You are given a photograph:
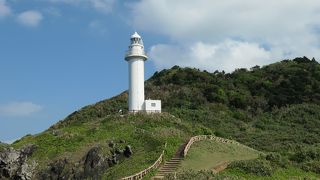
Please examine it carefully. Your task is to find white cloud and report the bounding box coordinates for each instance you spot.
[2,138,18,144]
[44,7,62,17]
[89,0,114,13]
[131,0,320,72]
[131,0,320,41]
[17,10,43,27]
[150,40,272,72]
[89,20,108,34]
[0,102,43,117]
[49,0,115,13]
[0,0,11,17]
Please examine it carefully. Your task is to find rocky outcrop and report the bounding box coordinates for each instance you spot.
[0,144,37,180]
[81,144,132,178]
[123,145,133,158]
[38,143,133,179]
[39,158,72,180]
[83,146,110,178]
[1,140,133,180]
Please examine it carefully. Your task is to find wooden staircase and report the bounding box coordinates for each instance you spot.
[152,141,188,179]
[152,157,182,179]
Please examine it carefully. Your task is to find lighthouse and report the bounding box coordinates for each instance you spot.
[125,32,161,113]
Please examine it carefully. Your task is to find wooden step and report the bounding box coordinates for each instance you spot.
[164,162,181,164]
[165,162,180,164]
[158,170,176,173]
[151,176,164,180]
[162,165,179,167]
[161,167,179,169]
[160,167,179,170]
[165,161,181,163]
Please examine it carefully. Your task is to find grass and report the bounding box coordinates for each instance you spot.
[222,166,320,179]
[0,143,8,152]
[180,140,260,171]
[10,113,193,179]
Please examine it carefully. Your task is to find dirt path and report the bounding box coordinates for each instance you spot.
[211,161,230,174]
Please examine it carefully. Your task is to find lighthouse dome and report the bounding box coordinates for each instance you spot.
[130,31,144,46]
[131,31,141,39]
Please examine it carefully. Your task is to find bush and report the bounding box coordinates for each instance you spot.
[265,153,289,168]
[301,161,320,174]
[229,159,275,176]
[194,125,213,135]
[290,147,320,163]
[164,170,215,180]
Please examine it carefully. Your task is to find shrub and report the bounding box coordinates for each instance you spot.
[301,161,320,174]
[194,125,213,135]
[164,170,215,180]
[290,148,320,163]
[229,159,275,176]
[265,153,289,168]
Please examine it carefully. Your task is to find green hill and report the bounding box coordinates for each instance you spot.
[1,57,320,179]
[9,113,196,179]
[180,140,260,171]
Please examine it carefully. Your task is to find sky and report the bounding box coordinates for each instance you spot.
[1,0,320,143]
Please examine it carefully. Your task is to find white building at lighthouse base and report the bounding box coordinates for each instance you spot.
[144,100,161,113]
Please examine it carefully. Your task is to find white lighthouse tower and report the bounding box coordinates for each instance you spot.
[125,32,148,112]
[125,32,161,113]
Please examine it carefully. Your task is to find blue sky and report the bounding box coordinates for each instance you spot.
[1,0,320,143]
[0,0,161,142]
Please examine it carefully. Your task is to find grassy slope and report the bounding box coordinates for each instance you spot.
[12,113,197,179]
[180,140,260,171]
[221,167,320,179]
[0,143,8,152]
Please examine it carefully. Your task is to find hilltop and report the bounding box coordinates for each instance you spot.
[1,57,320,179]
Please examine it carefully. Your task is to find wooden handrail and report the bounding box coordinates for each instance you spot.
[183,135,241,157]
[120,142,167,180]
[120,135,249,179]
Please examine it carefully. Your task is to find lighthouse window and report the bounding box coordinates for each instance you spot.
[151,103,156,107]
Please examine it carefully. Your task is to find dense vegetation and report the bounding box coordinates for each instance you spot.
[148,56,320,110]
[3,57,320,179]
[145,56,320,178]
